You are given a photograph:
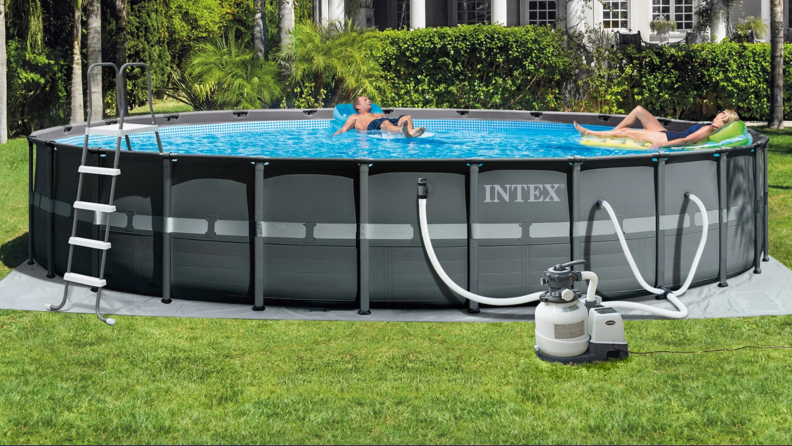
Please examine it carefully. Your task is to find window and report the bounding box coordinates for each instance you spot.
[673,0,693,30]
[527,1,556,26]
[457,0,491,25]
[396,0,409,28]
[652,0,693,31]
[602,1,628,29]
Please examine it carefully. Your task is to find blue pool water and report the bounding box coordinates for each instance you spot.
[58,119,673,159]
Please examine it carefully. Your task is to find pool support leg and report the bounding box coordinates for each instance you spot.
[655,153,666,295]
[718,152,729,287]
[28,139,34,265]
[753,148,762,274]
[467,163,480,313]
[571,158,582,270]
[253,161,265,311]
[46,142,55,278]
[358,163,370,316]
[161,157,172,304]
[763,142,769,262]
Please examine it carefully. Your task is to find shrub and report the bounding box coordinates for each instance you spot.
[280,20,386,108]
[188,31,283,109]
[6,39,69,136]
[374,24,577,110]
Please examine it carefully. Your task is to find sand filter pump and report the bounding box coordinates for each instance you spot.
[417,178,708,364]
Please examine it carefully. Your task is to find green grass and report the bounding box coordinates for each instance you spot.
[1,130,792,444]
[129,97,194,116]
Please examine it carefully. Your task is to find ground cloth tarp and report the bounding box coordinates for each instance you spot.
[1,260,791,322]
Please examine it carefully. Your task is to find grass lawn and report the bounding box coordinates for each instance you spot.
[0,129,791,444]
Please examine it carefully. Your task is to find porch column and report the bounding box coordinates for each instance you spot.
[710,2,727,42]
[411,0,425,28]
[492,0,507,25]
[328,0,344,24]
[761,0,771,40]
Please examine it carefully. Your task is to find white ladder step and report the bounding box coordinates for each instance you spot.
[69,237,111,250]
[85,123,159,137]
[73,201,116,214]
[79,165,121,176]
[64,272,106,288]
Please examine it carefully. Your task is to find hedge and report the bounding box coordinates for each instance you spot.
[375,25,577,111]
[373,25,791,121]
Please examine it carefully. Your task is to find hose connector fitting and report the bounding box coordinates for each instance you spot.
[418,178,431,199]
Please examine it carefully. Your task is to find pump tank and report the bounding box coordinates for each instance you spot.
[535,299,590,357]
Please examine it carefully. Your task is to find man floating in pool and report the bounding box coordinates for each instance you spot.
[573,106,739,149]
[332,96,426,137]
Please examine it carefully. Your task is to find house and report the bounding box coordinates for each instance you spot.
[316,0,790,43]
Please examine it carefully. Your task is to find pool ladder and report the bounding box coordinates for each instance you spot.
[46,62,164,325]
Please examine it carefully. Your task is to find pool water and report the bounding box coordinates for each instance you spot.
[58,119,676,159]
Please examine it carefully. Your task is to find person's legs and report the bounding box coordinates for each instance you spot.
[612,106,666,132]
[379,121,403,133]
[397,115,414,131]
[577,126,667,144]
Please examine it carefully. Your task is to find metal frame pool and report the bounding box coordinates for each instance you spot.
[27,108,770,313]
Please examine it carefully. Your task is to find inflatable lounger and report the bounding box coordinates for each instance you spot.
[580,121,752,151]
[332,103,435,138]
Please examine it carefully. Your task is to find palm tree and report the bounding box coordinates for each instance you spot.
[768,0,784,129]
[0,0,7,144]
[279,0,295,47]
[87,0,102,120]
[188,32,283,109]
[280,20,386,108]
[116,0,126,69]
[70,0,84,124]
[253,0,268,59]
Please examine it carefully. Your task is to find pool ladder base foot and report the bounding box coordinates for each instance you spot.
[252,305,265,311]
[358,309,371,316]
[161,298,172,304]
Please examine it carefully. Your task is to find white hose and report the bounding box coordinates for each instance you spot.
[418,199,543,306]
[596,194,709,319]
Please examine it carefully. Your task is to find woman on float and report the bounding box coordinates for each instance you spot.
[574,107,739,149]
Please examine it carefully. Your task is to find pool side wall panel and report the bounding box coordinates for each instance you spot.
[258,165,358,304]
[475,166,571,297]
[662,157,720,288]
[169,157,255,304]
[99,150,164,297]
[368,167,467,305]
[578,163,657,298]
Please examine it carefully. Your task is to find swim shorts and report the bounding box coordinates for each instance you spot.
[367,115,405,131]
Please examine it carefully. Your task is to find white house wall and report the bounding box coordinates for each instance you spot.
[367,0,785,41]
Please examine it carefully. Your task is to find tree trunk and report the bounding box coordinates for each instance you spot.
[314,0,322,24]
[87,0,102,121]
[769,0,784,129]
[71,3,84,124]
[279,0,295,47]
[116,0,127,116]
[116,0,127,68]
[0,0,7,143]
[254,0,268,59]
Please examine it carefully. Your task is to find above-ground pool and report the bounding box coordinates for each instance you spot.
[27,108,770,313]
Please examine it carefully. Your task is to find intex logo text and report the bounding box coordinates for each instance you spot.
[483,184,564,203]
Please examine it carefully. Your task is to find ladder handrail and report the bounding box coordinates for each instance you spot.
[119,63,157,130]
[85,63,121,128]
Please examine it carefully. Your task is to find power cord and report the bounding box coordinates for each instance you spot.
[612,344,792,355]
